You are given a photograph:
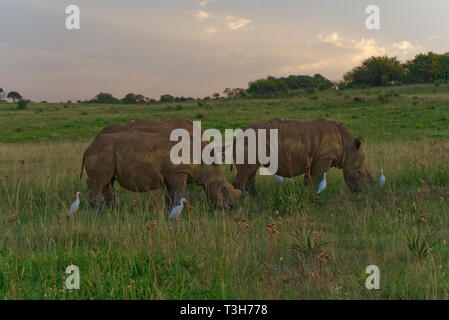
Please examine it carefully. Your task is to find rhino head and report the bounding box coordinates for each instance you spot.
[342,137,375,192]
[205,180,242,209]
[198,160,242,209]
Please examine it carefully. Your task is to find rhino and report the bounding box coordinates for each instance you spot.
[81,120,241,212]
[232,118,374,195]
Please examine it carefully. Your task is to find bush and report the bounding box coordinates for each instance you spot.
[90,92,119,104]
[377,92,388,104]
[247,74,332,98]
[16,100,27,110]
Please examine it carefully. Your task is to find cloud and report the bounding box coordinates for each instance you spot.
[277,60,329,74]
[195,10,210,22]
[318,32,386,62]
[427,35,438,41]
[392,41,415,55]
[204,26,219,34]
[226,15,252,30]
[273,33,414,79]
[317,32,421,62]
[350,38,387,61]
[192,10,254,34]
[199,0,210,6]
[318,32,344,47]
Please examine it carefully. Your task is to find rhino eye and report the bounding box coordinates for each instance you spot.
[223,185,228,191]
[358,169,362,175]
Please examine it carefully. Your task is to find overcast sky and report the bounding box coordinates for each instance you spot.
[1,0,448,102]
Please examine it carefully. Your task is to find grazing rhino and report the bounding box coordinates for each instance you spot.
[81,121,241,212]
[232,118,374,195]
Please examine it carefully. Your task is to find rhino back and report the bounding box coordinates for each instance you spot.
[96,118,194,136]
[107,132,176,192]
[246,118,344,175]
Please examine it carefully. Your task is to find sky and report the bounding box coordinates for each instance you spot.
[1,0,448,102]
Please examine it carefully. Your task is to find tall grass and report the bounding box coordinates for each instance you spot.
[1,137,448,299]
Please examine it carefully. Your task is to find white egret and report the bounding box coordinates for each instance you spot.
[274,175,283,183]
[169,198,188,219]
[68,192,80,215]
[317,172,327,194]
[380,169,385,186]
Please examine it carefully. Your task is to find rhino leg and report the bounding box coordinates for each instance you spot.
[88,198,103,212]
[87,181,104,212]
[310,159,332,185]
[246,173,258,196]
[103,178,117,208]
[88,179,115,212]
[164,173,188,213]
[233,164,259,196]
[84,140,116,212]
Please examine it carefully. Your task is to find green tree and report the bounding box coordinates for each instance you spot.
[121,93,138,104]
[344,56,405,87]
[223,88,233,98]
[0,87,4,101]
[121,93,148,104]
[160,94,174,103]
[7,91,22,102]
[135,94,147,104]
[432,53,449,82]
[247,76,289,97]
[231,88,247,98]
[405,52,437,83]
[91,92,119,104]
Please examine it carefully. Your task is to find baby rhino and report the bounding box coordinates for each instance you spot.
[81,126,241,213]
[233,118,374,195]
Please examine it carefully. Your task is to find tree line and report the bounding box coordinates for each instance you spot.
[85,74,334,103]
[2,51,449,105]
[342,52,449,88]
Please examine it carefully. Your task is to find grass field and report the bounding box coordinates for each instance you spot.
[1,84,449,299]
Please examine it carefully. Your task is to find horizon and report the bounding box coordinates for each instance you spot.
[1,0,449,102]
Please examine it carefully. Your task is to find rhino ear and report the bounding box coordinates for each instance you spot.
[353,137,363,150]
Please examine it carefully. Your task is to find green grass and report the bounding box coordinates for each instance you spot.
[1,84,449,299]
[1,84,449,144]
